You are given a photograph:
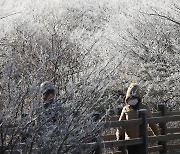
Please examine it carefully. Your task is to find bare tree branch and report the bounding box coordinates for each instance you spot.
[148,13,180,26]
[0,12,21,20]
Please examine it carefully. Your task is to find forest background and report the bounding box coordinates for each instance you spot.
[0,0,180,153]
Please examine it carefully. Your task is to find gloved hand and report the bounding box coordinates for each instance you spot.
[158,141,163,145]
[116,129,120,140]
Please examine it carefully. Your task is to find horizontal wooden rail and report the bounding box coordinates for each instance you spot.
[148,115,180,124]
[167,128,180,134]
[167,111,180,116]
[111,152,123,154]
[102,116,119,122]
[148,133,180,143]
[102,130,154,142]
[167,143,180,150]
[103,112,162,122]
[102,111,180,122]
[103,115,180,129]
[103,118,142,128]
[101,127,180,142]
[148,145,163,153]
[152,112,161,117]
[102,134,116,141]
[101,138,143,148]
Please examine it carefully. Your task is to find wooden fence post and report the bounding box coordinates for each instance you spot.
[138,109,148,154]
[158,104,167,154]
[98,132,102,154]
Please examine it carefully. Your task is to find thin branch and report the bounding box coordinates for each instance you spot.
[148,13,180,26]
[0,12,21,20]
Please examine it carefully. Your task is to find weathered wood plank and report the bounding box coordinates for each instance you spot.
[148,115,180,124]
[148,145,163,152]
[167,143,180,150]
[102,111,163,122]
[148,133,180,143]
[102,134,116,141]
[109,151,124,154]
[101,138,143,148]
[139,109,148,154]
[103,116,180,129]
[158,104,168,154]
[102,116,119,122]
[152,112,161,117]
[103,119,142,128]
[167,128,180,134]
[167,111,180,116]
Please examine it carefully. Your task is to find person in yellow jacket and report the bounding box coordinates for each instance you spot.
[116,83,160,154]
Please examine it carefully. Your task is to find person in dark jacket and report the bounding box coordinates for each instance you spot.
[31,81,66,153]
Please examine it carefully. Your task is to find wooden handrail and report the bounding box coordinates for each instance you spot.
[167,111,180,116]
[102,111,180,122]
[148,133,180,143]
[167,143,180,150]
[147,115,180,124]
[101,138,143,148]
[2,105,180,154]
[167,128,180,134]
[148,145,163,152]
[101,105,180,154]
[103,115,180,128]
[101,127,180,142]
[103,118,142,128]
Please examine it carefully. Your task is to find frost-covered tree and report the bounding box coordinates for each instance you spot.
[1,0,180,153]
[108,0,180,111]
[0,1,123,153]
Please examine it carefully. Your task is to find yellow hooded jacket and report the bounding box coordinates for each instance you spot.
[116,83,160,140]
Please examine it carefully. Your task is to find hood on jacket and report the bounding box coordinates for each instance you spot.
[40,81,55,95]
[125,83,142,104]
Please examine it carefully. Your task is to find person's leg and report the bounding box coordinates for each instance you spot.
[92,145,100,154]
[127,145,139,154]
[127,145,133,154]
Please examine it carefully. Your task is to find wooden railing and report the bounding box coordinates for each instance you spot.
[100,104,180,154]
[1,104,180,154]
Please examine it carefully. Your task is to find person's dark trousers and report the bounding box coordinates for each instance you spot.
[126,145,140,154]
[94,146,100,154]
[91,145,100,154]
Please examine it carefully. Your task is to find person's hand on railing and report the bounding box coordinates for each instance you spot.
[116,129,120,140]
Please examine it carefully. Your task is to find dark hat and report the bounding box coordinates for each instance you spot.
[40,81,54,94]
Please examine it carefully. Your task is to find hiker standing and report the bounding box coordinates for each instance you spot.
[31,81,66,153]
[116,83,160,154]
